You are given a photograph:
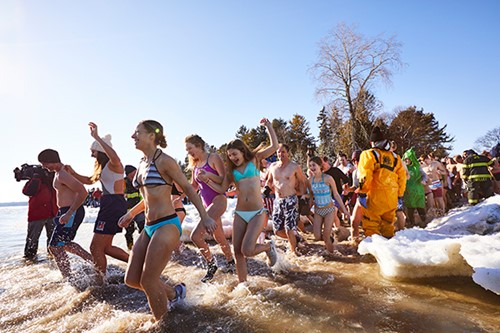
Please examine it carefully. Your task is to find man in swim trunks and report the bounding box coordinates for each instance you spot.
[267,144,309,255]
[38,149,94,279]
[421,154,447,215]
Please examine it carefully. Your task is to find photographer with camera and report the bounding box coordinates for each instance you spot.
[16,164,58,260]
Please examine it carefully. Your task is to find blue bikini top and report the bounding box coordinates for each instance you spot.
[233,161,260,182]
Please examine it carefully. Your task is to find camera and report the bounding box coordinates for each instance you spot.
[13,164,52,182]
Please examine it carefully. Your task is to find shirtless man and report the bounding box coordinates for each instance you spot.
[38,149,94,278]
[421,154,447,215]
[267,144,309,254]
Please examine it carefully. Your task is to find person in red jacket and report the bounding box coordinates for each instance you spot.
[22,170,58,260]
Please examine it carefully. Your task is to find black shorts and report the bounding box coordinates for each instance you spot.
[50,205,85,247]
[94,194,127,235]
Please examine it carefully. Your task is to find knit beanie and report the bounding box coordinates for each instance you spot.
[125,165,137,176]
[38,149,61,163]
[90,134,112,153]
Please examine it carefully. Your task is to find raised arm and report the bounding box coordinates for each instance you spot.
[255,118,279,160]
[89,122,123,172]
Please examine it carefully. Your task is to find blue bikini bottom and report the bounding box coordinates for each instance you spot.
[144,214,182,238]
[234,208,267,223]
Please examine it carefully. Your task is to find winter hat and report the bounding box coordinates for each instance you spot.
[38,149,61,163]
[90,134,112,153]
[370,126,385,142]
[125,165,137,176]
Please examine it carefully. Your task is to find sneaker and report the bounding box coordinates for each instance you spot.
[201,259,218,283]
[221,259,236,273]
[168,283,187,311]
[267,240,278,267]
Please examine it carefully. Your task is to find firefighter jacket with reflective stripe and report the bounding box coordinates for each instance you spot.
[462,154,493,182]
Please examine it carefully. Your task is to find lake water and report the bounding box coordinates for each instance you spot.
[0,204,498,332]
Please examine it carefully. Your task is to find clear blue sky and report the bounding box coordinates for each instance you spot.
[1,1,499,203]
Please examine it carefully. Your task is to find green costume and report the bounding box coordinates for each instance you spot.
[403,148,426,208]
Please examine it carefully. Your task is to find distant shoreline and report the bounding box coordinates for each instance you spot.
[0,202,28,207]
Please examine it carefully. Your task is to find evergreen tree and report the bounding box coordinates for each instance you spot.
[235,125,251,144]
[272,118,290,145]
[288,114,315,166]
[317,106,335,158]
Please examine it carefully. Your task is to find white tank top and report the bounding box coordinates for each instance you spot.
[100,164,123,195]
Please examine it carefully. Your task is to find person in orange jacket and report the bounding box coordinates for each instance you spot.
[357,127,407,238]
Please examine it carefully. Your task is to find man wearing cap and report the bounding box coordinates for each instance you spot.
[123,165,145,249]
[37,149,94,278]
[357,127,407,238]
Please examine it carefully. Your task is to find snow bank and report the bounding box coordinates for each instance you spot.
[358,195,500,295]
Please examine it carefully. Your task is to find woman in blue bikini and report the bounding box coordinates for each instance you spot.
[118,120,216,321]
[209,118,279,283]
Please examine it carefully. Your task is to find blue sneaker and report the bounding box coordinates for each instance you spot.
[168,283,186,311]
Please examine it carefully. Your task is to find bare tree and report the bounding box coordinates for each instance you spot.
[474,126,500,152]
[311,23,404,149]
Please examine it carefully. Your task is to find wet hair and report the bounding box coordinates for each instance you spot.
[226,139,256,171]
[140,120,167,148]
[38,149,61,163]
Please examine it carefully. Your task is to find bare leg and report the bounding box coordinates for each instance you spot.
[124,232,150,290]
[240,214,270,258]
[49,245,71,278]
[232,217,248,282]
[139,225,180,321]
[395,210,406,231]
[350,202,363,239]
[90,233,129,274]
[322,212,335,253]
[312,213,323,241]
[285,229,298,254]
[64,242,93,263]
[191,195,233,262]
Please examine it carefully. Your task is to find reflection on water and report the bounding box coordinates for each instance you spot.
[0,223,499,333]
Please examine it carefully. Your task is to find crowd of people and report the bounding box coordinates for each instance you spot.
[20,119,499,322]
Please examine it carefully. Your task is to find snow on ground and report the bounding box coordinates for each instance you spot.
[358,195,500,295]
